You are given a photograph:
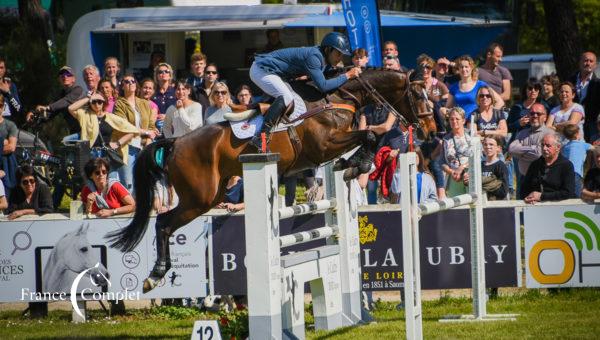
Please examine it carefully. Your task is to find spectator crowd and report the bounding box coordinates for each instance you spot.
[1,38,600,220]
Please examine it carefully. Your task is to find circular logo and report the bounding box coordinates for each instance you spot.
[120,273,138,290]
[364,20,372,34]
[361,5,369,19]
[122,251,140,269]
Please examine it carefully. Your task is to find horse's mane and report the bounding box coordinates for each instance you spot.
[339,68,409,92]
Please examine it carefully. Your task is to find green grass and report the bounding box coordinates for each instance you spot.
[1,289,599,339]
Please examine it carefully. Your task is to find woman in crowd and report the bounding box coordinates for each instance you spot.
[163,81,203,138]
[417,54,449,130]
[541,74,560,111]
[473,86,507,137]
[98,78,118,113]
[442,55,503,123]
[104,57,121,89]
[113,74,158,189]
[205,82,233,125]
[138,78,160,124]
[546,81,585,140]
[6,164,53,220]
[390,147,437,204]
[81,158,135,218]
[235,85,253,106]
[465,135,509,200]
[439,107,472,197]
[507,79,542,138]
[68,93,140,181]
[151,62,177,133]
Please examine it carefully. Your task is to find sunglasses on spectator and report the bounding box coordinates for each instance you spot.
[21,179,35,186]
[421,65,432,69]
[478,94,492,98]
[214,91,228,95]
[205,70,218,75]
[122,79,136,85]
[94,169,107,176]
[527,87,539,91]
[91,99,105,105]
[59,71,74,78]
[158,70,171,75]
[529,111,545,116]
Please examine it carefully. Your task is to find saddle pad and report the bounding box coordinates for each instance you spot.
[230,84,308,140]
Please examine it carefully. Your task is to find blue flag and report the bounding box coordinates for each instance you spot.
[341,0,383,67]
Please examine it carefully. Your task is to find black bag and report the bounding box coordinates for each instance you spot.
[98,131,125,168]
[103,146,125,168]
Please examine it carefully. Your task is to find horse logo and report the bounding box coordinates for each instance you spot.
[70,262,111,319]
[42,223,110,296]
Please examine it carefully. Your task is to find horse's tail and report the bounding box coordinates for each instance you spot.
[105,138,175,252]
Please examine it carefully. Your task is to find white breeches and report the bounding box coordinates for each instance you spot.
[250,62,295,106]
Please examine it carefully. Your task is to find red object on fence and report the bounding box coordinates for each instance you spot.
[261,132,267,153]
[408,126,414,152]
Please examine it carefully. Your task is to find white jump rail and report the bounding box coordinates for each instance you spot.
[399,137,518,340]
[239,153,363,340]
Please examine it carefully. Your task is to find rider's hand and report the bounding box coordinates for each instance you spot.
[345,67,362,80]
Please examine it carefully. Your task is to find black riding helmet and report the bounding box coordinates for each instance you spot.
[320,32,352,56]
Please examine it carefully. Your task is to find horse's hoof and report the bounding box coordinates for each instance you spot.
[333,158,349,171]
[143,277,158,293]
[343,167,360,181]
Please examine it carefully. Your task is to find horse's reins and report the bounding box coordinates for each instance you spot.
[355,74,415,130]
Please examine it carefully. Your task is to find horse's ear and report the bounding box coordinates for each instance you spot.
[76,223,85,235]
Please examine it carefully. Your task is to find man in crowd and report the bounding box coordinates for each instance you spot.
[263,29,284,53]
[0,58,23,126]
[508,103,553,196]
[186,52,210,113]
[477,43,512,101]
[82,65,101,96]
[28,66,85,144]
[569,51,600,141]
[521,132,576,203]
[383,55,401,71]
[382,41,407,72]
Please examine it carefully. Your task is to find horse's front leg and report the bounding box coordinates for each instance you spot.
[332,130,377,174]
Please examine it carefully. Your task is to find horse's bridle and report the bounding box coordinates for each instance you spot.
[350,72,432,134]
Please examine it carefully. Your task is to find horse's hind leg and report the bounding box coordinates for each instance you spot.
[143,205,202,293]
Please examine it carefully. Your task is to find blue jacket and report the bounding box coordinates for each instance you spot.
[254,46,348,93]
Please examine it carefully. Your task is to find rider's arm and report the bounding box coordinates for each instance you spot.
[306,54,348,93]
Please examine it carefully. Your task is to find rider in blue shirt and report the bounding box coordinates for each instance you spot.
[249,32,362,151]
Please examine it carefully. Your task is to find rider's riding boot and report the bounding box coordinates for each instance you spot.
[250,96,288,152]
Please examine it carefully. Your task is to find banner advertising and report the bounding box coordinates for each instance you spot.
[524,205,600,288]
[0,216,209,302]
[211,208,518,294]
[341,0,383,67]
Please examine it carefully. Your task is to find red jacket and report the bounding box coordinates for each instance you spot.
[369,146,397,198]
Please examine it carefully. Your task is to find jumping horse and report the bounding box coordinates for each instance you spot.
[106,69,436,292]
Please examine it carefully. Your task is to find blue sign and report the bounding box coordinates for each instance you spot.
[341,0,383,67]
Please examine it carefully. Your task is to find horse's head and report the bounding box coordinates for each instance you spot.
[55,224,110,286]
[339,69,437,141]
[404,78,437,140]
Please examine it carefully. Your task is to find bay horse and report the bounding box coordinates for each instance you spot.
[106,69,436,292]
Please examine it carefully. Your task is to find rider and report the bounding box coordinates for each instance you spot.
[249,32,362,151]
